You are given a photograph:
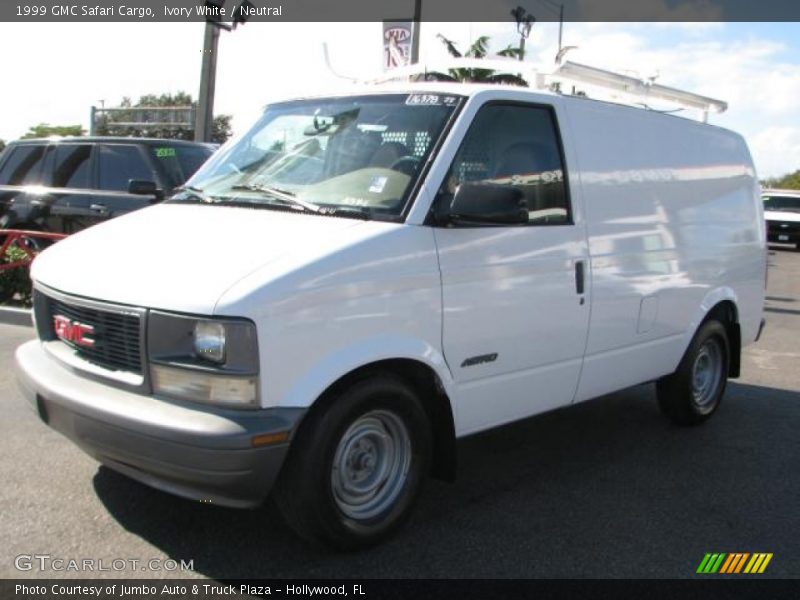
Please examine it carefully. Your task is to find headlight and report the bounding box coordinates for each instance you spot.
[194,321,226,363]
[147,311,259,408]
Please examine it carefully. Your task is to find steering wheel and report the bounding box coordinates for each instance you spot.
[389,156,421,176]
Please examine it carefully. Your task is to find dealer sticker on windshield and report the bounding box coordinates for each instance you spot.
[406,94,457,106]
[155,147,177,158]
[369,176,388,194]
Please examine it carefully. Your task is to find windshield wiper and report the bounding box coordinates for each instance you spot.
[231,183,321,213]
[320,206,373,220]
[172,185,219,204]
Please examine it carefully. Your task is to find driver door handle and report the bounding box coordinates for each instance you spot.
[575,260,585,295]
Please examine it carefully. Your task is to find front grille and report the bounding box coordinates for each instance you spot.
[767,220,800,234]
[45,295,143,375]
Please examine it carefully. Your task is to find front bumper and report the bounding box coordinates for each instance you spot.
[767,223,800,245]
[15,340,305,508]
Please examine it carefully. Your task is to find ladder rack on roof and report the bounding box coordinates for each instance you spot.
[554,61,727,120]
[364,57,727,122]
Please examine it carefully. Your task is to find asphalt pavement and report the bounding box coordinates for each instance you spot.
[1,247,798,579]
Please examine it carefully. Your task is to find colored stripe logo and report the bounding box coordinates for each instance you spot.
[697,553,773,574]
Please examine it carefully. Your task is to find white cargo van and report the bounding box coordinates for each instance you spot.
[16,76,766,549]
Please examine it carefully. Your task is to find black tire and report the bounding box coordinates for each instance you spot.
[657,320,730,426]
[274,374,432,550]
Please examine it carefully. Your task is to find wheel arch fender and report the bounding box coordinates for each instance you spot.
[276,336,458,481]
[682,287,741,377]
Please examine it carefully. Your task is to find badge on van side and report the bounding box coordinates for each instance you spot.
[461,353,498,368]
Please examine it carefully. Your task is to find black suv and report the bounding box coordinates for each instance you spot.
[0,137,214,233]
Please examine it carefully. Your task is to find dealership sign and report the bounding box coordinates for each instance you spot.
[383,22,415,70]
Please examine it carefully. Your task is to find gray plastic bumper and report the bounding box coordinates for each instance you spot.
[15,340,305,508]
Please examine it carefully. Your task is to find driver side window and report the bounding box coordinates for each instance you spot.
[443,103,571,225]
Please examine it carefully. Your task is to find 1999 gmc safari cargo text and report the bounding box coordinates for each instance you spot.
[15,83,767,549]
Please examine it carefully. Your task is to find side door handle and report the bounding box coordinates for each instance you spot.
[89,203,108,214]
[575,260,585,295]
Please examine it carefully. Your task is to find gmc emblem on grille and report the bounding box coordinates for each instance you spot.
[53,315,95,348]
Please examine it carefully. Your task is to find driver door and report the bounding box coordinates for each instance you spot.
[434,101,591,435]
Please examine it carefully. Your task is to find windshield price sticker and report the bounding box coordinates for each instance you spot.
[406,94,458,106]
[407,94,439,106]
[155,147,177,158]
[406,95,458,106]
[369,176,388,194]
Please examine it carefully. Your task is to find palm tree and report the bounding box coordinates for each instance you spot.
[419,34,528,87]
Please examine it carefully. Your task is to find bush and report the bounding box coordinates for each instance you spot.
[0,244,34,306]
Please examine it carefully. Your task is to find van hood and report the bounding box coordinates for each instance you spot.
[31,204,367,314]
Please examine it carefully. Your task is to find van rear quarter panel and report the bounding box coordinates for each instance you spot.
[562,98,765,402]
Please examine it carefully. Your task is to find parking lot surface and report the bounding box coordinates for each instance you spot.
[1,248,798,579]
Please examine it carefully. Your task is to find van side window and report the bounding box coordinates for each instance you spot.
[52,145,92,188]
[0,145,48,186]
[443,103,570,225]
[97,145,153,192]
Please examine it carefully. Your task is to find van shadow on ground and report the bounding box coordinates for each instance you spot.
[93,381,799,579]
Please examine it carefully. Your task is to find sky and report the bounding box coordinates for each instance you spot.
[0,20,798,178]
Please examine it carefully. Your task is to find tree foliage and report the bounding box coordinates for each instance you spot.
[0,244,34,306]
[22,123,86,139]
[763,169,800,190]
[418,34,528,87]
[0,139,5,153]
[95,92,232,144]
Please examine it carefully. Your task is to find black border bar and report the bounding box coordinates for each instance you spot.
[2,0,800,22]
[4,579,800,600]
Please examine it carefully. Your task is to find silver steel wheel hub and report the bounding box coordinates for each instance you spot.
[331,410,411,521]
[691,338,723,410]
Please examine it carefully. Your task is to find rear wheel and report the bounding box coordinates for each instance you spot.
[657,320,730,426]
[274,374,431,549]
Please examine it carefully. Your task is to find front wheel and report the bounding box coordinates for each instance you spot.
[657,320,730,426]
[274,375,432,549]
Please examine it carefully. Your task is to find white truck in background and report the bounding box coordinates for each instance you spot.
[16,65,766,549]
[762,188,800,249]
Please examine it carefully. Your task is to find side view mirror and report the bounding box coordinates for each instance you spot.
[444,183,528,226]
[128,180,163,201]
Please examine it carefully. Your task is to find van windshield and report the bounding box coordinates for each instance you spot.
[175,94,461,220]
[763,195,800,212]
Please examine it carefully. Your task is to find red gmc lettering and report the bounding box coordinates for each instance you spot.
[53,316,95,347]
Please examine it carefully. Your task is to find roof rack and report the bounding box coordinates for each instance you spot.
[359,57,727,122]
[554,61,727,121]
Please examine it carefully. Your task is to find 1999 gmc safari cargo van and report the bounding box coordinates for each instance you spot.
[16,81,766,549]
